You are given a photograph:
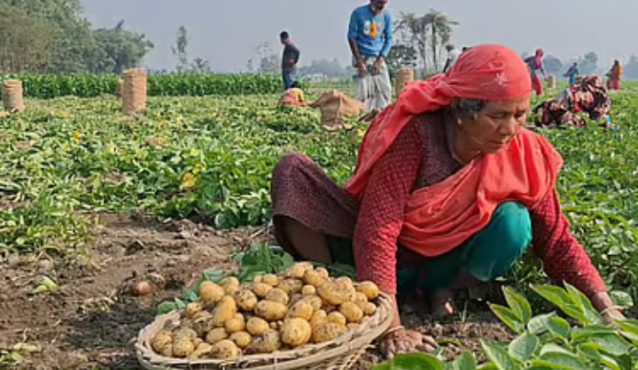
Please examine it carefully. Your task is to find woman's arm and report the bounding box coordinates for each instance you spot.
[352,119,423,325]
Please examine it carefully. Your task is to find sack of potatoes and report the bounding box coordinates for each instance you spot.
[151,262,381,360]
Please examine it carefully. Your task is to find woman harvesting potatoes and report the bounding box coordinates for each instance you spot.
[270,44,623,358]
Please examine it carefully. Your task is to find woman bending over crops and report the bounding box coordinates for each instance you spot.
[524,48,547,95]
[278,81,306,107]
[270,44,623,358]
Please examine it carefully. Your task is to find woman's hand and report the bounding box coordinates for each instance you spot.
[378,327,438,359]
[591,291,625,325]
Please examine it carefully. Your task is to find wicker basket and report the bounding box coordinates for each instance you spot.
[136,293,394,370]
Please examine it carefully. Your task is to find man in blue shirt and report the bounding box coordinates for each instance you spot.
[347,0,393,111]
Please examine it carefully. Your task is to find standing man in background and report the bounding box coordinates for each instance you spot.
[280,31,300,90]
[347,0,393,111]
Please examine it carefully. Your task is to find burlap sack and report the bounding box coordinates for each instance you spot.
[308,90,364,130]
[395,67,414,92]
[546,75,557,89]
[121,68,147,115]
[2,79,25,113]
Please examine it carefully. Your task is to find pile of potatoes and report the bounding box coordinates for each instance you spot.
[151,262,381,360]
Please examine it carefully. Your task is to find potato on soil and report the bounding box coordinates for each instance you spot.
[211,339,241,360]
[317,282,349,305]
[185,302,203,318]
[188,342,212,359]
[151,330,172,352]
[313,323,348,343]
[356,281,380,300]
[172,337,196,358]
[327,312,347,326]
[286,262,314,279]
[246,330,282,354]
[362,302,376,316]
[255,300,288,321]
[211,296,237,327]
[252,283,273,298]
[310,310,328,329]
[246,317,270,336]
[281,318,312,347]
[262,274,279,286]
[315,267,329,279]
[302,285,317,296]
[206,327,229,345]
[199,281,225,302]
[265,288,289,305]
[230,331,252,349]
[277,278,304,295]
[287,301,314,321]
[340,302,364,322]
[303,270,326,287]
[225,315,246,333]
[234,289,258,311]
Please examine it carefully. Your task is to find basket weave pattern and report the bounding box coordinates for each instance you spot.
[136,293,394,370]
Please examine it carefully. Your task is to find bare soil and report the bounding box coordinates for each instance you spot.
[0,214,513,370]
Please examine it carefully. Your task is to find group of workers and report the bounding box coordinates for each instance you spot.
[268,1,626,358]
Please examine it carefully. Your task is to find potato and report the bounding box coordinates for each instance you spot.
[205,327,229,345]
[230,331,252,348]
[300,295,323,311]
[252,275,263,284]
[278,278,304,295]
[287,301,314,321]
[173,328,198,340]
[281,318,312,347]
[225,315,246,333]
[302,285,317,296]
[265,288,290,305]
[151,330,172,352]
[353,292,368,306]
[172,337,195,357]
[188,342,212,359]
[303,270,326,287]
[309,310,328,329]
[335,277,354,288]
[315,267,329,279]
[287,262,314,279]
[185,302,203,318]
[159,343,173,357]
[356,281,380,300]
[340,302,364,322]
[252,283,273,298]
[246,330,282,354]
[192,311,210,321]
[246,317,270,336]
[234,289,258,311]
[322,302,337,313]
[192,315,215,337]
[211,296,237,327]
[193,338,203,347]
[199,281,225,302]
[317,282,348,305]
[255,300,288,321]
[221,276,239,287]
[327,312,347,326]
[313,323,347,343]
[289,294,304,307]
[211,339,241,360]
[262,274,279,286]
[362,302,377,316]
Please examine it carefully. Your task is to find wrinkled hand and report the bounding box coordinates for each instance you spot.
[356,61,368,76]
[602,307,625,325]
[372,59,384,74]
[378,328,438,359]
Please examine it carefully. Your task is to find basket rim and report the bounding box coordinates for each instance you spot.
[136,293,394,370]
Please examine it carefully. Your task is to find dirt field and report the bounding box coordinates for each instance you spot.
[1,215,512,370]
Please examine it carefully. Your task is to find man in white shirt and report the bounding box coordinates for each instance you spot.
[443,44,460,73]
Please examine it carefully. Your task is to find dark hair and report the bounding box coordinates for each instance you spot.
[280,31,289,40]
[290,81,302,89]
[449,98,486,119]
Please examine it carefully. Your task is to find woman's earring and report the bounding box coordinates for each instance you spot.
[457,118,463,126]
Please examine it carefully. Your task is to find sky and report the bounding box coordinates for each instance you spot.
[81,0,634,72]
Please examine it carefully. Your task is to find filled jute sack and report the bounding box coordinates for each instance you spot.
[308,90,364,130]
[121,68,147,115]
[395,67,414,92]
[2,79,25,113]
[546,75,557,89]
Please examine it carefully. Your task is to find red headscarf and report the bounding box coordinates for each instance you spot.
[344,44,563,256]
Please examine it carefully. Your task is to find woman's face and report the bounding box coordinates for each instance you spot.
[462,95,530,154]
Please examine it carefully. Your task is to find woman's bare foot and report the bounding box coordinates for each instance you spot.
[429,288,455,318]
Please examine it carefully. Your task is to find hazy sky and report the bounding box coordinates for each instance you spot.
[81,0,633,72]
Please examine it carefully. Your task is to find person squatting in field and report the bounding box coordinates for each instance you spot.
[563,62,580,86]
[348,0,393,112]
[525,48,548,95]
[269,44,624,359]
[280,31,300,90]
[533,75,611,128]
[278,81,306,107]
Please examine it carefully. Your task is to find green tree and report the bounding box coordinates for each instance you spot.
[173,26,189,72]
[87,21,154,73]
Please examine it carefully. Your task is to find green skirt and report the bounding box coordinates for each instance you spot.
[328,202,532,293]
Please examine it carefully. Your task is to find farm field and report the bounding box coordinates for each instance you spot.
[1,81,638,368]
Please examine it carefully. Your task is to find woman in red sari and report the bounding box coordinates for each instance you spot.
[270,44,622,358]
